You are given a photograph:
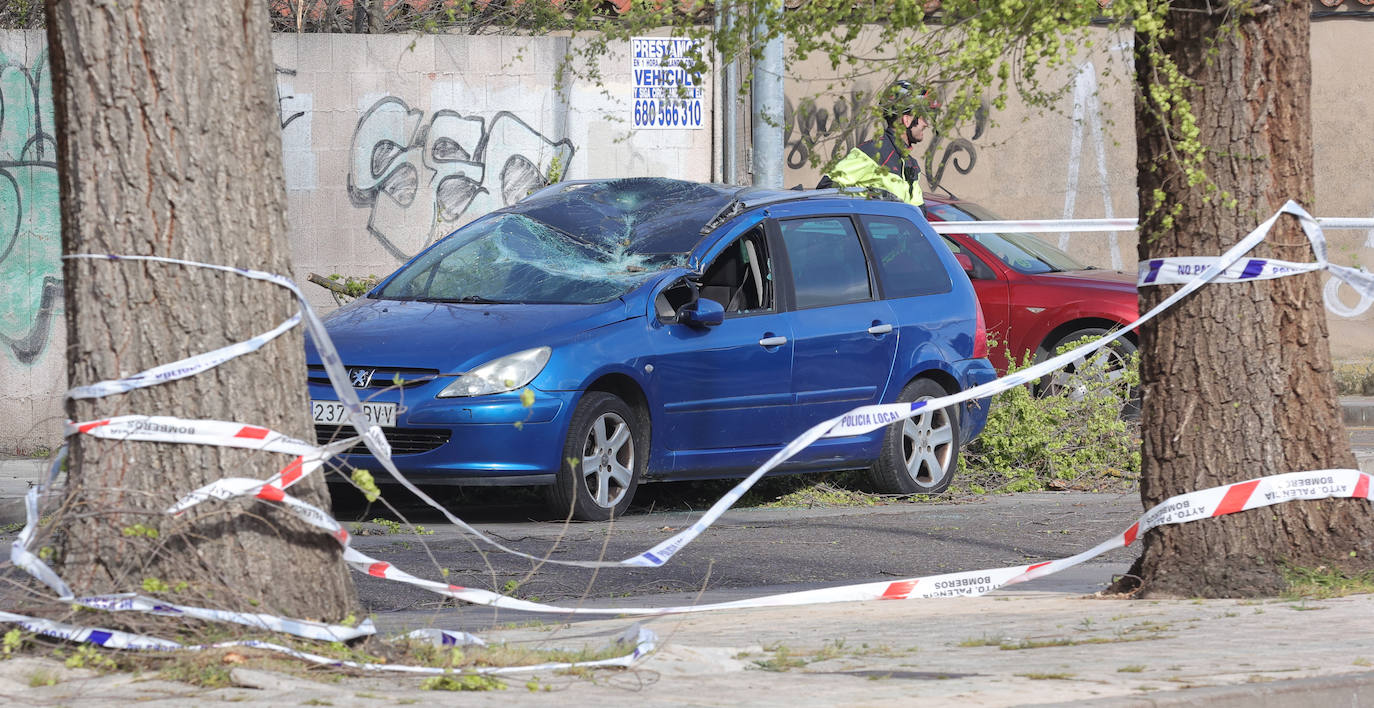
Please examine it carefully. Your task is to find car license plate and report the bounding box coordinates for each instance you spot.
[311,400,397,428]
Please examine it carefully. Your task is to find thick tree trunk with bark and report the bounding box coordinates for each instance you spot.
[1127,0,1371,597]
[45,1,356,619]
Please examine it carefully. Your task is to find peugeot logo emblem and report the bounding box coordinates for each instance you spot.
[348,368,375,388]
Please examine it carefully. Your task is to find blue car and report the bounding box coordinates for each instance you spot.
[308,178,995,520]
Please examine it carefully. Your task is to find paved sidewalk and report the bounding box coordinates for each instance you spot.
[4,581,1374,707]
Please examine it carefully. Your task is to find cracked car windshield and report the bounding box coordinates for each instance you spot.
[376,214,679,304]
[375,179,722,304]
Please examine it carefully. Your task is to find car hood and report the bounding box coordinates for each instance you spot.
[306,297,636,372]
[1032,269,1138,293]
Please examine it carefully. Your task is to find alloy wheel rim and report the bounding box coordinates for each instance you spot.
[580,412,634,508]
[902,397,953,487]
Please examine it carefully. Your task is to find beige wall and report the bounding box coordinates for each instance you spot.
[784,23,1373,360]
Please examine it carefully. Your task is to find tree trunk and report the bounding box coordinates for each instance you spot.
[1127,0,1371,597]
[45,1,356,620]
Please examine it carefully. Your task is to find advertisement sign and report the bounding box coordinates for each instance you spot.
[631,37,706,130]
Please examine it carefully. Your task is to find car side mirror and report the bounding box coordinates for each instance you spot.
[678,297,725,328]
[954,253,975,274]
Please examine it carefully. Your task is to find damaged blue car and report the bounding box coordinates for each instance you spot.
[308,178,995,520]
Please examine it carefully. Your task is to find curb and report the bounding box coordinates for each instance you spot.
[1043,670,1374,707]
[1344,396,1374,427]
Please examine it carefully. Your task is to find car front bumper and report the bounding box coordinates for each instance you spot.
[311,385,575,486]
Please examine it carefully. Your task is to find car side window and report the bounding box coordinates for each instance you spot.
[694,227,774,315]
[778,216,873,309]
[940,236,997,281]
[860,215,952,298]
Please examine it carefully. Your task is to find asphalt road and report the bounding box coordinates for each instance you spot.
[340,490,1145,634]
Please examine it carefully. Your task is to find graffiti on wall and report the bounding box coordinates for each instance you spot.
[1057,61,1125,271]
[0,46,61,366]
[784,86,987,190]
[348,97,576,261]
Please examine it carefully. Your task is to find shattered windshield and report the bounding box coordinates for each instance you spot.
[375,213,685,304]
[518,178,736,255]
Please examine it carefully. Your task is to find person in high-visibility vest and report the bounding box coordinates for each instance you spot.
[819,80,939,206]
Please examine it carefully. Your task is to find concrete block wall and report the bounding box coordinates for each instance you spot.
[275,32,716,315]
[0,30,718,452]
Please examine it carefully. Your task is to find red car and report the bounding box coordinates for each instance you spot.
[923,196,1139,376]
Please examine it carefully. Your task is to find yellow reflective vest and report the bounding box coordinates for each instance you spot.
[823,134,924,206]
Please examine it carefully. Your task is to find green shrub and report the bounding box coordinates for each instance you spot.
[1333,360,1374,396]
[960,338,1140,493]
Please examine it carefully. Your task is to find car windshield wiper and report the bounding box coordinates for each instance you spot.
[415,295,510,304]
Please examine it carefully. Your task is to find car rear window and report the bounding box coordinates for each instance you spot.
[860,215,952,298]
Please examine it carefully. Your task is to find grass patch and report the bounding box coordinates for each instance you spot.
[1117,665,1146,673]
[1283,564,1374,600]
[746,639,888,671]
[960,631,1168,651]
[349,517,434,536]
[419,675,506,692]
[752,645,809,672]
[999,635,1161,650]
[1016,672,1075,680]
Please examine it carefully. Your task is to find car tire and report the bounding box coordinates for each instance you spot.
[868,378,959,495]
[1038,327,1140,417]
[546,391,644,521]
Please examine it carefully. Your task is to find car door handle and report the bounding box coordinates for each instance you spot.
[867,324,894,335]
[758,336,788,347]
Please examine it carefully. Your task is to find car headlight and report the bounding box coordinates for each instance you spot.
[437,346,552,398]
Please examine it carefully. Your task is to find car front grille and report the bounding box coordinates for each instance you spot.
[314,425,451,456]
[307,365,441,390]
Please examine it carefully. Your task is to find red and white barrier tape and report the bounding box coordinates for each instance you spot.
[172,461,1369,613]
[16,202,1367,654]
[68,415,318,458]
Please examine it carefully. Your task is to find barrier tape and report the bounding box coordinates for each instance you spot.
[66,314,301,400]
[68,415,319,458]
[0,609,655,675]
[12,201,1367,654]
[69,594,375,642]
[172,461,1372,613]
[927,216,1374,234]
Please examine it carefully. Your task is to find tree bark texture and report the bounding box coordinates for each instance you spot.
[45,1,356,620]
[1130,0,1370,597]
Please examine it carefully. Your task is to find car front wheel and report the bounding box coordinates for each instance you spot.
[868,378,959,495]
[546,391,644,521]
[1038,327,1139,417]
